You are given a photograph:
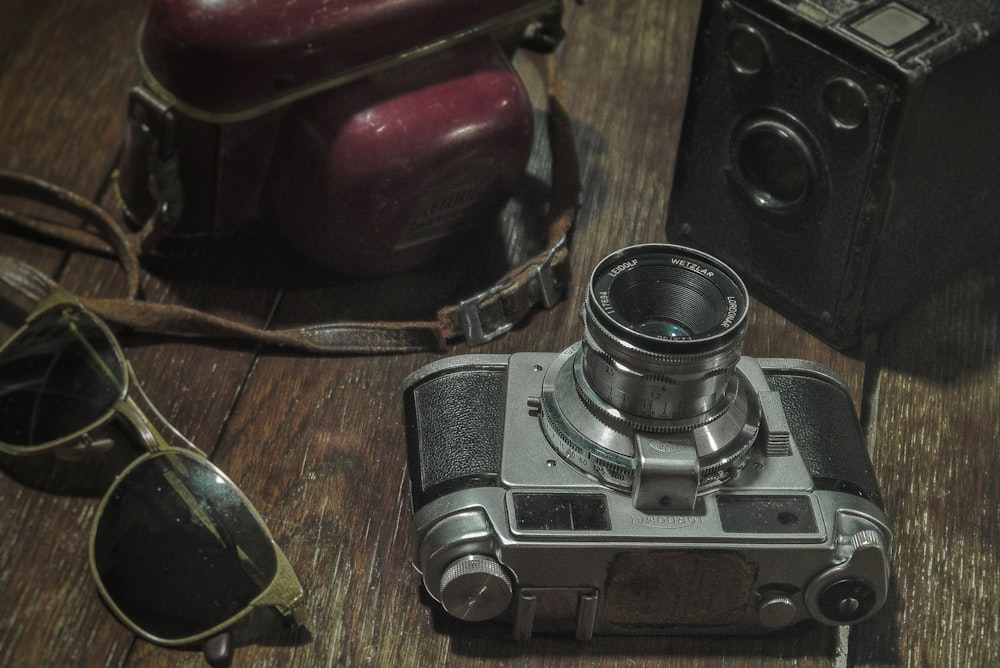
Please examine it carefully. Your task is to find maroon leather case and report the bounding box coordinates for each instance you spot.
[119,0,562,274]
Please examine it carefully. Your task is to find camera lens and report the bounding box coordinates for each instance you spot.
[730,114,820,214]
[581,244,748,423]
[537,244,759,503]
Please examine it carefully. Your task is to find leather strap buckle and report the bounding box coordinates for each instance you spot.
[459,235,568,347]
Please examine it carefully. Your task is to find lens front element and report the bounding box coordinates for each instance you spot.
[596,254,740,341]
[730,113,821,215]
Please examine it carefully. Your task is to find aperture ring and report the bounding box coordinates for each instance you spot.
[575,347,735,434]
[541,370,756,492]
[579,330,740,422]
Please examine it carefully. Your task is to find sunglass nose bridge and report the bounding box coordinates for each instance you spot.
[116,394,172,454]
[54,433,115,460]
[122,367,204,455]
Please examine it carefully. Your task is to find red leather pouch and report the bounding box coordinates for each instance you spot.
[118,0,566,274]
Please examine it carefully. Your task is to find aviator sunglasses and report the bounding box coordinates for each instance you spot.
[0,290,304,654]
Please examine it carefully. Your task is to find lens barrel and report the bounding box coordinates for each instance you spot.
[536,245,759,504]
[580,244,749,424]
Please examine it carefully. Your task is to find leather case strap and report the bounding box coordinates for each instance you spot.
[0,79,579,355]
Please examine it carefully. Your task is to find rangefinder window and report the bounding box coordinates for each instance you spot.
[512,493,612,532]
[716,495,819,534]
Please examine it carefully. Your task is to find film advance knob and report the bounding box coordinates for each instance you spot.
[438,555,513,622]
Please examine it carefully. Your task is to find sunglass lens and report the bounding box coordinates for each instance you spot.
[0,306,125,446]
[91,450,279,641]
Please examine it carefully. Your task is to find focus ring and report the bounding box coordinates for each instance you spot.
[575,347,733,434]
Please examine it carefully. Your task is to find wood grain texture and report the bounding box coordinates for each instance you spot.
[854,256,1000,667]
[1,0,997,667]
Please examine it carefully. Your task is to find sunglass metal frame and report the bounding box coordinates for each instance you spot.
[0,291,304,647]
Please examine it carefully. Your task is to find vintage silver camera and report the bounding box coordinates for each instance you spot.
[403,244,891,638]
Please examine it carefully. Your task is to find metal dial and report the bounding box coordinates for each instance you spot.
[438,555,513,622]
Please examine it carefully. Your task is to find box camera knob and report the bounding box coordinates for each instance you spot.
[437,555,513,622]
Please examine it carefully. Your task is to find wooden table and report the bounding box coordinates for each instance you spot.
[1,1,997,666]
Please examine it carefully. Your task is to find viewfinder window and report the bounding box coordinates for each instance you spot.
[850,3,932,49]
